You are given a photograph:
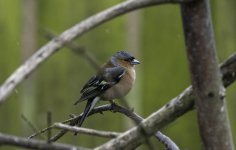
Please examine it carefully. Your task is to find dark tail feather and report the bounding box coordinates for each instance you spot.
[74,97,100,135]
[77,99,93,127]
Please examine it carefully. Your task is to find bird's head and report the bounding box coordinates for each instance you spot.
[111,51,140,68]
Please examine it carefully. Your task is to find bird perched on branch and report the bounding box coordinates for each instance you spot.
[74,51,140,128]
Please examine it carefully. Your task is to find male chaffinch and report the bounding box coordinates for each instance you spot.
[74,51,140,127]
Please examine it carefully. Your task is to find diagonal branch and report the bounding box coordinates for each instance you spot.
[0,0,194,103]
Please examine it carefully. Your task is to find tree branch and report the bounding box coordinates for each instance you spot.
[94,52,236,150]
[0,133,89,150]
[53,123,121,138]
[28,103,178,149]
[155,131,180,150]
[21,114,45,140]
[0,0,194,103]
[181,0,234,149]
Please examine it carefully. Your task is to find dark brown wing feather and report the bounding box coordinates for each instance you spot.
[74,66,125,105]
[80,76,101,93]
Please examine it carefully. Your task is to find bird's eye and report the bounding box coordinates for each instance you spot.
[124,57,134,62]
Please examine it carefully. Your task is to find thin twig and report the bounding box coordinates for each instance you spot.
[54,123,121,138]
[33,104,113,141]
[21,114,45,140]
[47,111,52,143]
[28,125,54,139]
[156,131,179,150]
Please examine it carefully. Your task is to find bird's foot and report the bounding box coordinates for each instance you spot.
[110,101,118,113]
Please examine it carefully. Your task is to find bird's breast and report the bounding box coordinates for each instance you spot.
[101,68,136,100]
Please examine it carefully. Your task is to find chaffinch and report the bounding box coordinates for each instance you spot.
[74,51,140,127]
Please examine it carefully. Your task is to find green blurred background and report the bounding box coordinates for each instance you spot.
[0,0,235,149]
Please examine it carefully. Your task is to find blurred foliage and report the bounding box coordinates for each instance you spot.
[0,0,235,149]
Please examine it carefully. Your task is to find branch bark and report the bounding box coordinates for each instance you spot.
[0,133,89,150]
[181,0,234,149]
[94,52,236,150]
[53,123,121,138]
[0,0,193,103]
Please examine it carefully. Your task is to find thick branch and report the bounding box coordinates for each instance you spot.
[0,0,193,103]
[94,52,236,150]
[181,0,234,149]
[0,133,89,150]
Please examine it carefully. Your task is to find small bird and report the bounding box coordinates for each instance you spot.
[74,51,140,127]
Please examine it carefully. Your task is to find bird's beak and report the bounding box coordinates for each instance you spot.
[131,59,140,65]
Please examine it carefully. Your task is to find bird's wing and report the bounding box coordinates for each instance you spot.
[102,66,125,83]
[80,75,101,93]
[74,66,125,105]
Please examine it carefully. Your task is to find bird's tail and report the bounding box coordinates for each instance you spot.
[75,97,100,135]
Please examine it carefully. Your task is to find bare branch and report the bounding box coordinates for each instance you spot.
[155,131,180,150]
[28,125,54,139]
[0,0,194,104]
[94,52,236,150]
[53,123,121,138]
[0,133,89,150]
[27,103,177,149]
[47,111,52,143]
[29,105,123,140]
[181,0,234,149]
[45,104,141,142]
[21,114,45,140]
